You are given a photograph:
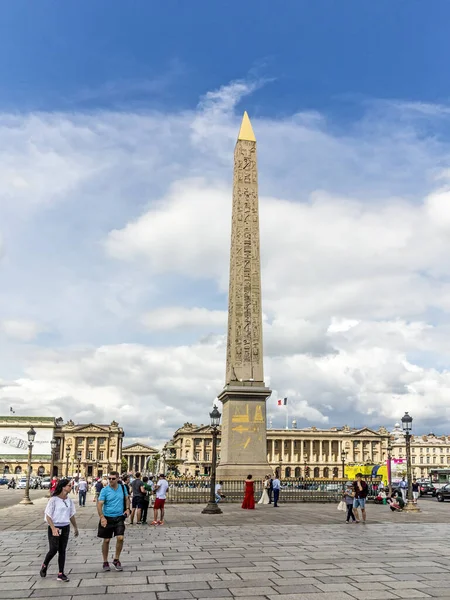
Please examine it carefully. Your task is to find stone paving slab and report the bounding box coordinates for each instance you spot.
[0,499,449,599]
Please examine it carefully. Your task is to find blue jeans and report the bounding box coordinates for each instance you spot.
[215,493,221,503]
[79,490,86,506]
[273,489,280,506]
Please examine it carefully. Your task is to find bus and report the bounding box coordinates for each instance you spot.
[429,469,450,489]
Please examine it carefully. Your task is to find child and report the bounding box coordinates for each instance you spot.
[343,484,357,523]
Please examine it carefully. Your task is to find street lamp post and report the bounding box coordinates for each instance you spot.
[304,454,308,480]
[76,452,81,478]
[341,450,346,479]
[387,442,393,496]
[47,438,58,498]
[19,427,36,505]
[65,445,71,477]
[202,405,222,515]
[401,412,420,512]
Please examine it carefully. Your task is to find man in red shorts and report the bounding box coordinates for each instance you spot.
[151,474,169,526]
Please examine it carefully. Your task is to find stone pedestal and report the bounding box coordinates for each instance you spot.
[216,383,271,480]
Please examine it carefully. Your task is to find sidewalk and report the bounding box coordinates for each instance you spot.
[0,499,449,599]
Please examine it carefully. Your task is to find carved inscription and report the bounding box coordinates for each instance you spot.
[225,139,264,384]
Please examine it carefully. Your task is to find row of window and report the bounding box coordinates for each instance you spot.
[76,437,108,446]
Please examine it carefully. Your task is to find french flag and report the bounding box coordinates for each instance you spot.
[277,398,288,406]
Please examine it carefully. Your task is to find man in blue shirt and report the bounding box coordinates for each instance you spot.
[272,475,281,507]
[97,471,130,572]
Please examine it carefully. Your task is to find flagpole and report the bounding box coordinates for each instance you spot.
[285,405,288,430]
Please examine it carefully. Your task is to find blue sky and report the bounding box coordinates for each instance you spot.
[1,2,449,115]
[2,2,450,444]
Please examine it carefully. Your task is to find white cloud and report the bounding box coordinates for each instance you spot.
[2,79,450,441]
[1,319,42,342]
[142,307,227,331]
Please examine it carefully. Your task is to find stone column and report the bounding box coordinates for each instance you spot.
[216,112,271,480]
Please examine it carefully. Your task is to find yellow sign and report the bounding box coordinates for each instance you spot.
[232,404,250,423]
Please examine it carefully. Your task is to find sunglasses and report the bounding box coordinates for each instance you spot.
[108,477,117,481]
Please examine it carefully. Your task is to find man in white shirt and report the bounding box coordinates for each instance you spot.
[151,474,169,526]
[215,481,223,503]
[78,478,88,507]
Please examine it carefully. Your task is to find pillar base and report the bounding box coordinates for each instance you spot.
[19,498,33,505]
[403,502,421,512]
[202,502,223,515]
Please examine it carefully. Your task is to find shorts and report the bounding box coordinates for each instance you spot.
[353,498,366,509]
[154,498,166,510]
[413,491,419,500]
[132,496,143,509]
[97,516,126,539]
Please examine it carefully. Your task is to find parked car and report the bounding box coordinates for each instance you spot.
[17,477,28,490]
[436,484,450,502]
[41,477,51,490]
[420,482,436,496]
[0,477,9,485]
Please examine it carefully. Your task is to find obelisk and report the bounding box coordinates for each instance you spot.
[216,112,272,480]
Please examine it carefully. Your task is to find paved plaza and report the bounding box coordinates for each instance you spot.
[1,494,450,599]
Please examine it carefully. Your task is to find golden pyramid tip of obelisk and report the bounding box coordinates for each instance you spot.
[237,111,256,142]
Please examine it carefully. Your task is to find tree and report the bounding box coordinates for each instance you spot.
[121,457,128,473]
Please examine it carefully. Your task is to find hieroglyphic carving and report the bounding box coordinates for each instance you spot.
[225,137,264,384]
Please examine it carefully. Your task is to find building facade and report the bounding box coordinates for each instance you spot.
[169,421,450,479]
[56,419,124,478]
[122,442,159,473]
[0,416,124,479]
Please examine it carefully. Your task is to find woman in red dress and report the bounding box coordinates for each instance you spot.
[241,474,255,509]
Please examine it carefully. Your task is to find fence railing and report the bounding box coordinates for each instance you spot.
[162,478,381,504]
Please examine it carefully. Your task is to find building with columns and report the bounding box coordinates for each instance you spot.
[122,443,159,473]
[0,417,124,479]
[55,420,124,478]
[169,421,450,479]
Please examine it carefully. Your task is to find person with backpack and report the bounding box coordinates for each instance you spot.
[97,471,130,572]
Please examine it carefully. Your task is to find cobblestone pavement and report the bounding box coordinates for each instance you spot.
[1,497,450,599]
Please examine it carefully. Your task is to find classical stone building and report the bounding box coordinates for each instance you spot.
[389,422,450,479]
[169,421,450,479]
[0,416,124,478]
[122,442,159,473]
[56,419,124,478]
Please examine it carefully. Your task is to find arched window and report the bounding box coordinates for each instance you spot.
[323,467,329,478]
[3,465,10,474]
[333,467,339,478]
[285,467,291,478]
[38,466,45,476]
[294,467,301,478]
[314,467,320,478]
[15,466,22,474]
[305,466,310,477]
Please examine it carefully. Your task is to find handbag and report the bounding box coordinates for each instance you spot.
[337,500,346,511]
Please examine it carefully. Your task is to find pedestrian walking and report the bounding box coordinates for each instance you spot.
[40,478,79,582]
[272,474,281,507]
[130,472,145,525]
[399,477,408,503]
[343,483,357,523]
[241,474,255,509]
[141,476,153,524]
[97,471,130,572]
[151,474,169,525]
[215,480,223,503]
[78,477,87,507]
[352,473,368,523]
[50,475,58,496]
[93,478,104,502]
[412,479,420,504]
